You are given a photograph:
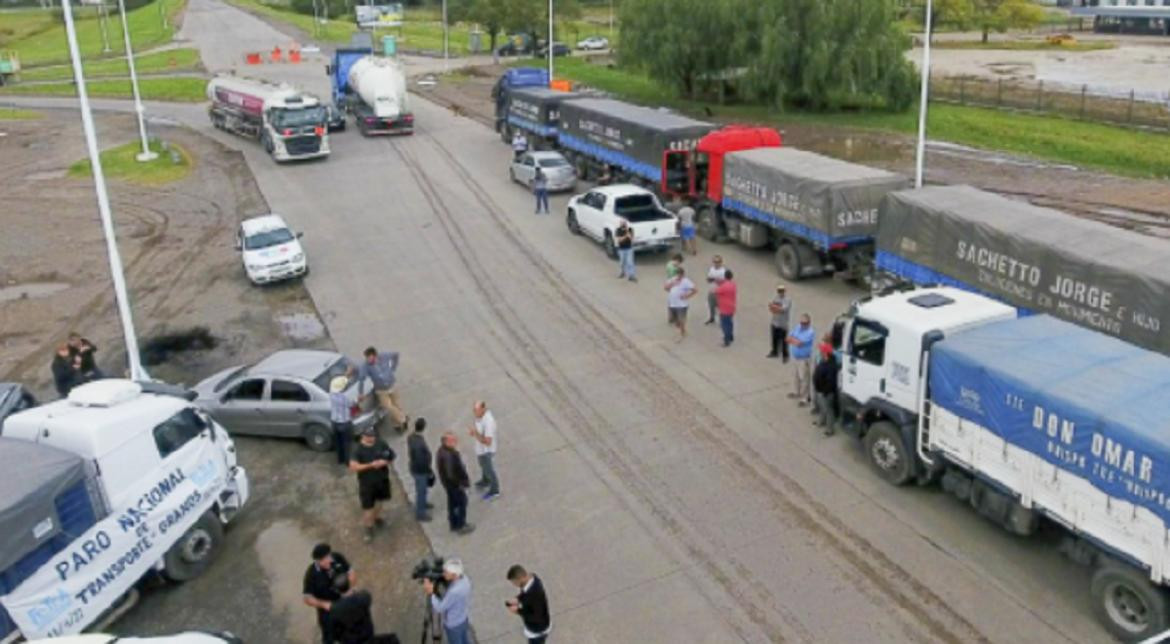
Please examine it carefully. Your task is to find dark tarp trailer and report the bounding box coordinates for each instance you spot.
[506,88,579,138]
[721,147,910,249]
[557,98,714,183]
[876,185,1170,355]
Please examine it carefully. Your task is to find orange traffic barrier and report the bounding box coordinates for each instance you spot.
[270,46,282,62]
[550,79,571,92]
[245,52,261,65]
[289,49,301,63]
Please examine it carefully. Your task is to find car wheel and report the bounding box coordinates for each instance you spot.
[567,209,581,235]
[863,421,913,486]
[776,243,803,281]
[603,232,618,260]
[162,511,224,582]
[1091,559,1170,641]
[303,423,333,452]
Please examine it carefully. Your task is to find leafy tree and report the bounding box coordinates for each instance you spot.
[940,0,1046,43]
[450,0,581,53]
[618,0,744,98]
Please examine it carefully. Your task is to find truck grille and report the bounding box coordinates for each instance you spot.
[285,135,320,156]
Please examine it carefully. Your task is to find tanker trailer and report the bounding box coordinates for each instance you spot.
[207,75,330,162]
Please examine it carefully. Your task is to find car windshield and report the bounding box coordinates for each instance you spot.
[539,157,569,168]
[244,227,294,250]
[212,365,249,392]
[312,357,354,393]
[614,195,670,222]
[271,106,326,129]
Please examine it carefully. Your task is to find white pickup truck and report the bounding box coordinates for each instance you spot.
[565,184,679,259]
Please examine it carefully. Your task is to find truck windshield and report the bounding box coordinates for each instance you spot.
[244,228,295,250]
[615,195,671,222]
[271,106,326,129]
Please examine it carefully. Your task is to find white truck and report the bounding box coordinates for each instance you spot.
[0,380,249,641]
[344,55,413,136]
[207,75,330,162]
[839,286,1170,641]
[566,184,679,260]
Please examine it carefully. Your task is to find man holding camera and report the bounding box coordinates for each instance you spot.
[303,543,355,644]
[350,426,396,543]
[506,565,551,643]
[424,558,473,644]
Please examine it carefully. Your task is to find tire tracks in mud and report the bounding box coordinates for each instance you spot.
[386,127,992,643]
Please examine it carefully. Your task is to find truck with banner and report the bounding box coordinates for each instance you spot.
[0,380,250,641]
[875,184,1169,356]
[500,87,579,147]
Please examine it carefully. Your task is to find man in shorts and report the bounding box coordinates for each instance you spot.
[677,204,697,256]
[664,267,697,342]
[349,427,396,543]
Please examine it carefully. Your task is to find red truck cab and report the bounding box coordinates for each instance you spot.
[660,125,782,201]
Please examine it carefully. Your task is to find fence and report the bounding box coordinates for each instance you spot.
[931,74,1170,131]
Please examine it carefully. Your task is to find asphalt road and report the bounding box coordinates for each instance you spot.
[15,0,1119,640]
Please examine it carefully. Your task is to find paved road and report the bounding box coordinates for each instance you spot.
[16,0,1118,640]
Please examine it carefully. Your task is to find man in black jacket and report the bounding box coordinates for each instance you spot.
[506,565,551,643]
[407,417,435,522]
[436,432,475,535]
[812,347,840,436]
[51,344,80,398]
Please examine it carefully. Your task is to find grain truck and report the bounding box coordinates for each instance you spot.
[341,54,413,136]
[499,86,579,148]
[875,185,1170,356]
[838,285,1170,641]
[207,75,329,162]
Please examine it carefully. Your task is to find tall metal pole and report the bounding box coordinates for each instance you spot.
[62,0,146,381]
[98,2,112,54]
[442,0,449,72]
[547,0,554,82]
[914,0,933,188]
[609,0,614,40]
[117,0,157,162]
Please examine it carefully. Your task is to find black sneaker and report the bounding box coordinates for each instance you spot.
[766,353,778,359]
[455,523,476,535]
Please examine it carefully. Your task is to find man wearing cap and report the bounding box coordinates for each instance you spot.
[303,543,355,644]
[330,376,354,466]
[349,427,396,543]
[767,285,792,361]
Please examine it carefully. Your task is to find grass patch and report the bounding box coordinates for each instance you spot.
[19,47,201,81]
[524,57,1170,179]
[0,106,42,120]
[931,39,1116,52]
[1,0,188,67]
[0,76,206,101]
[69,139,192,186]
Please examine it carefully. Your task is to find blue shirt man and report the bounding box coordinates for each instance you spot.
[427,559,472,644]
[354,347,408,431]
[787,314,817,405]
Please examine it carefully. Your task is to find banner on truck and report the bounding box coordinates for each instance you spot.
[355,3,404,28]
[0,439,227,639]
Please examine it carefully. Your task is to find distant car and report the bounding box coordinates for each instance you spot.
[576,36,609,51]
[193,349,383,451]
[566,184,679,259]
[537,42,571,57]
[510,151,576,192]
[236,214,308,285]
[0,382,37,433]
[324,104,346,132]
[495,39,534,57]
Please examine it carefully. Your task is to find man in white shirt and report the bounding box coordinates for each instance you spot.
[664,267,697,342]
[511,131,529,160]
[704,255,728,325]
[469,400,500,501]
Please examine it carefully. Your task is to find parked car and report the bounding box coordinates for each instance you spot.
[576,36,609,51]
[510,151,576,192]
[236,214,308,285]
[193,349,383,451]
[537,42,571,57]
[566,184,679,259]
[324,103,346,132]
[0,382,36,433]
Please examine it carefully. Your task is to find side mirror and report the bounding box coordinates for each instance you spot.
[296,232,304,239]
[325,64,333,76]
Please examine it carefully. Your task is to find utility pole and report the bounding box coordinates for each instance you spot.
[117,0,158,162]
[98,2,112,54]
[914,0,933,188]
[547,0,554,82]
[62,0,146,381]
[609,0,614,40]
[442,0,449,72]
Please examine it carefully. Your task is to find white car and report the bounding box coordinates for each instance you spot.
[566,184,679,258]
[577,36,609,51]
[510,151,577,192]
[236,214,308,285]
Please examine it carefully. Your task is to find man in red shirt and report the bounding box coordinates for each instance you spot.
[714,270,737,347]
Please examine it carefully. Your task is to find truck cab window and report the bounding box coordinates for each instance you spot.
[664,151,689,194]
[154,408,209,458]
[271,380,310,403]
[850,319,888,366]
[225,378,265,401]
[694,152,710,195]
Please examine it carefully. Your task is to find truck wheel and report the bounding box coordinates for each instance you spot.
[304,423,333,452]
[603,232,618,260]
[162,511,224,582]
[575,157,591,182]
[696,207,722,242]
[776,243,803,282]
[864,421,913,486]
[567,210,581,235]
[1091,560,1170,641]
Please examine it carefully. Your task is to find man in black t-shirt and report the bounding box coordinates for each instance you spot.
[615,219,636,282]
[303,543,355,644]
[349,427,396,543]
[329,575,376,644]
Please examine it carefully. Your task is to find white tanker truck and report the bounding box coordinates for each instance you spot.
[343,55,413,136]
[207,76,330,162]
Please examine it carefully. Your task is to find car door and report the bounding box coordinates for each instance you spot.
[580,192,606,237]
[214,377,268,436]
[520,154,537,186]
[842,317,890,407]
[267,379,315,438]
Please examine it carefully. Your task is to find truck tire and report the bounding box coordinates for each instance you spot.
[162,511,224,582]
[696,207,722,242]
[603,232,618,260]
[1091,560,1170,641]
[575,156,591,182]
[304,423,333,452]
[864,421,913,486]
[776,243,803,282]
[567,209,581,235]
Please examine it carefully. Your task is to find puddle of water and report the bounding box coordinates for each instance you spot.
[277,312,326,341]
[140,327,218,366]
[804,135,908,164]
[255,520,319,643]
[0,281,69,303]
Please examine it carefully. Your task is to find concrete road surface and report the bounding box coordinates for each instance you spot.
[20,0,1117,640]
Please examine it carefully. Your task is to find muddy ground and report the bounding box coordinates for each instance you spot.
[0,113,431,643]
[424,65,1170,238]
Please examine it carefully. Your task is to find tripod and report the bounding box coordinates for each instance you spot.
[420,594,442,644]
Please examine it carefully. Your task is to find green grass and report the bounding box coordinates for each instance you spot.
[523,57,1170,179]
[932,39,1116,51]
[19,47,201,81]
[0,75,206,101]
[0,0,187,67]
[69,139,191,185]
[0,106,42,120]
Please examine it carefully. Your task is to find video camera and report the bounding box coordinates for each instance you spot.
[411,557,448,598]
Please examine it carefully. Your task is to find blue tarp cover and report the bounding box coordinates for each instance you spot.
[930,315,1170,523]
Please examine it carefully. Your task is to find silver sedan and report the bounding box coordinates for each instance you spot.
[510,151,577,192]
[192,350,383,451]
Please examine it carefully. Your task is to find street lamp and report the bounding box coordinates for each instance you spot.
[547,0,554,82]
[117,0,158,162]
[61,0,147,381]
[442,0,449,72]
[914,0,934,188]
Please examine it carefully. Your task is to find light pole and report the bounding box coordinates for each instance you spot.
[117,0,157,162]
[98,2,112,54]
[442,0,449,71]
[914,0,933,188]
[547,0,554,83]
[609,0,614,40]
[61,0,146,381]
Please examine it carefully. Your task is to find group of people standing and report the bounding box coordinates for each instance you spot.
[49,333,103,397]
